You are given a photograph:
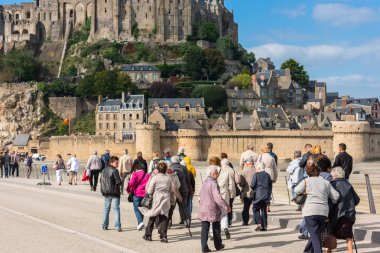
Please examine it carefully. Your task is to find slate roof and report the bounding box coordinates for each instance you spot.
[226,89,259,99]
[316,82,326,88]
[287,109,314,117]
[326,92,339,104]
[350,98,379,107]
[98,95,144,111]
[121,65,160,72]
[179,117,203,130]
[13,134,30,146]
[148,98,205,108]
[235,117,253,130]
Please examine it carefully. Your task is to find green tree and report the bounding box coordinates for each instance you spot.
[216,36,235,60]
[76,75,95,97]
[94,70,117,96]
[281,59,309,88]
[229,74,252,89]
[192,85,227,114]
[72,112,96,135]
[183,45,204,80]
[116,72,137,95]
[203,48,225,80]
[197,22,220,42]
[132,23,140,40]
[149,82,178,98]
[3,50,41,81]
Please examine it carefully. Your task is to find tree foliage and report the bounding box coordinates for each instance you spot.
[229,74,252,89]
[37,79,76,97]
[2,50,41,81]
[72,112,95,135]
[183,45,205,80]
[156,63,183,78]
[149,82,178,98]
[281,58,309,88]
[192,85,227,114]
[216,36,235,60]
[196,22,220,42]
[203,48,225,80]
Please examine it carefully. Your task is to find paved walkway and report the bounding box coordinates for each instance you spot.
[1,177,380,253]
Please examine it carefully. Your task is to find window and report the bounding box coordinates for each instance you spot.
[185,106,190,112]
[174,105,179,112]
[114,123,117,129]
[232,100,236,106]
[99,123,102,129]
[106,114,110,120]
[123,122,126,129]
[129,114,133,120]
[106,123,110,129]
[99,114,103,120]
[129,122,133,128]
[164,106,168,113]
[136,114,140,120]
[123,114,126,120]
[113,114,117,120]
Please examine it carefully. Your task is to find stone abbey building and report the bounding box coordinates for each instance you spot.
[0,0,238,51]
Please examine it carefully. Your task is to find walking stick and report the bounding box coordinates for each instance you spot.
[285,176,290,205]
[353,235,358,253]
[185,219,192,237]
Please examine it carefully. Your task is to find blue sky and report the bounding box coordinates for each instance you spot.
[2,0,379,98]
[224,0,380,98]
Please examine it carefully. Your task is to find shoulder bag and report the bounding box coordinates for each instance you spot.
[140,193,153,209]
[128,172,146,202]
[293,180,307,205]
[322,221,337,249]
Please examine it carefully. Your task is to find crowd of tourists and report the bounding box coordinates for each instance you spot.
[0,141,359,253]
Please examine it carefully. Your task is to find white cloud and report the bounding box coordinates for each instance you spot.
[316,74,377,86]
[273,5,307,18]
[312,3,377,27]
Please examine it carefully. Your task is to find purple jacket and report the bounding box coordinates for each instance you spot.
[127,170,150,197]
[198,176,229,222]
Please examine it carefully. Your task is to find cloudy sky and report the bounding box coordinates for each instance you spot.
[225,0,380,98]
[2,0,379,98]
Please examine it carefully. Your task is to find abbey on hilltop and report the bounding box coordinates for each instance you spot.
[0,0,238,51]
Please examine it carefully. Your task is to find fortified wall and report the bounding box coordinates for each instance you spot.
[34,121,380,162]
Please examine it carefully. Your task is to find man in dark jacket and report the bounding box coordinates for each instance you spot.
[333,143,353,179]
[299,144,313,172]
[100,156,122,232]
[170,155,192,226]
[2,151,11,178]
[267,143,278,165]
[131,151,148,173]
[101,150,111,170]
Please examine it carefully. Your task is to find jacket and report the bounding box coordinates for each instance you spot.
[100,166,122,197]
[168,171,182,206]
[239,165,256,198]
[127,170,150,197]
[131,157,148,173]
[67,157,79,172]
[257,153,278,183]
[182,156,196,178]
[251,171,272,204]
[118,154,132,174]
[269,151,278,165]
[55,158,65,170]
[148,157,160,174]
[86,155,102,171]
[299,151,313,169]
[170,162,190,194]
[286,158,303,186]
[330,178,360,226]
[333,152,353,179]
[198,176,229,222]
[217,168,235,202]
[239,150,259,168]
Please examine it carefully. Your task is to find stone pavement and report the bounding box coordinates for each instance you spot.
[1,177,380,253]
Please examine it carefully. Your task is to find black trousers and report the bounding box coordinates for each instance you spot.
[201,221,223,251]
[253,201,268,228]
[228,198,234,224]
[242,197,253,224]
[90,170,100,190]
[12,163,19,177]
[177,191,189,222]
[145,215,168,238]
[168,205,175,224]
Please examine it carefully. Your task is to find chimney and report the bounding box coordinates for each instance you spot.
[225,112,230,125]
[121,92,126,102]
[98,95,103,104]
[232,112,237,131]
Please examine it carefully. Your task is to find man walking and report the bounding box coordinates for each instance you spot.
[25,152,33,179]
[118,149,132,194]
[333,143,353,179]
[299,144,313,172]
[2,151,11,178]
[100,156,122,232]
[239,157,256,226]
[267,143,278,165]
[67,154,79,185]
[86,151,102,191]
[239,143,258,169]
[11,151,20,177]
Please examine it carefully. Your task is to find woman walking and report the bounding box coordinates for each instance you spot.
[198,165,231,253]
[54,154,65,186]
[140,162,172,243]
[251,162,272,231]
[295,157,340,253]
[327,167,360,253]
[127,163,150,230]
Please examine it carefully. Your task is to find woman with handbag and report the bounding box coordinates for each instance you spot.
[140,162,172,243]
[54,154,65,186]
[127,163,150,231]
[294,157,340,253]
[327,167,360,253]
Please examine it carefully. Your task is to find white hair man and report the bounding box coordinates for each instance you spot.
[118,149,133,194]
[86,150,102,191]
[239,143,258,169]
[240,156,256,226]
[178,147,186,161]
[67,154,79,185]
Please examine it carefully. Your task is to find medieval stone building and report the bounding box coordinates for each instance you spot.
[0,0,238,51]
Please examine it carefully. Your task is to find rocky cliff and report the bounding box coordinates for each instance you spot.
[0,84,47,146]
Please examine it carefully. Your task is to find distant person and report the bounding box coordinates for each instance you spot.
[67,154,79,185]
[24,152,33,179]
[166,165,182,228]
[239,143,258,169]
[239,157,256,226]
[163,148,172,162]
[333,143,353,179]
[257,146,278,183]
[131,151,148,173]
[317,155,332,182]
[299,144,313,172]
[100,156,122,232]
[148,152,160,174]
[2,151,11,178]
[267,142,278,165]
[101,150,111,170]
[178,147,187,161]
[54,154,66,186]
[11,151,20,177]
[0,152,3,178]
[286,151,303,210]
[198,165,231,253]
[118,149,133,195]
[86,151,102,191]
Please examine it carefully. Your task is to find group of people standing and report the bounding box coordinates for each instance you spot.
[0,150,22,178]
[287,143,359,253]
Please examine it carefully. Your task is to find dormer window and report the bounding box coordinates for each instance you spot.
[174,105,179,112]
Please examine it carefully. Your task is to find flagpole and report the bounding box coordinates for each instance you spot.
[69,117,71,136]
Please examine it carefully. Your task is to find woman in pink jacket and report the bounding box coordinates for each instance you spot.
[127,163,150,231]
[198,165,231,253]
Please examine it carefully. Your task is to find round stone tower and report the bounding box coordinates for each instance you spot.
[135,124,161,160]
[178,128,204,161]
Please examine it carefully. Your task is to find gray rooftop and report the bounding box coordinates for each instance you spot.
[98,95,144,112]
[13,134,30,146]
[121,65,160,72]
[148,98,205,108]
[226,89,259,99]
[179,117,203,130]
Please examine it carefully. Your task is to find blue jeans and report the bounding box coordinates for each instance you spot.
[133,195,144,224]
[4,164,10,177]
[102,196,121,229]
[188,194,193,217]
[300,218,309,236]
[304,215,326,253]
[253,201,268,228]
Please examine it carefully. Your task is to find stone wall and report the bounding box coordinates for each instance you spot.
[0,82,35,99]
[49,97,97,120]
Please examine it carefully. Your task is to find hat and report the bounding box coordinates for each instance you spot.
[244,156,254,163]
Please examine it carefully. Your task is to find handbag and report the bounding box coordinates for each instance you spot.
[293,180,307,205]
[128,172,146,203]
[140,193,153,209]
[322,221,337,249]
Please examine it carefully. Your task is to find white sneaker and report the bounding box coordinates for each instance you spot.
[137,222,145,231]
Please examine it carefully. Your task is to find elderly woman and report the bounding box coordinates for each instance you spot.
[198,165,231,253]
[295,157,340,253]
[326,167,360,253]
[251,162,272,231]
[166,165,182,228]
[141,162,172,243]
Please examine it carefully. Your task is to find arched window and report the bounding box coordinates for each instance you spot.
[15,13,20,20]
[26,11,31,19]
